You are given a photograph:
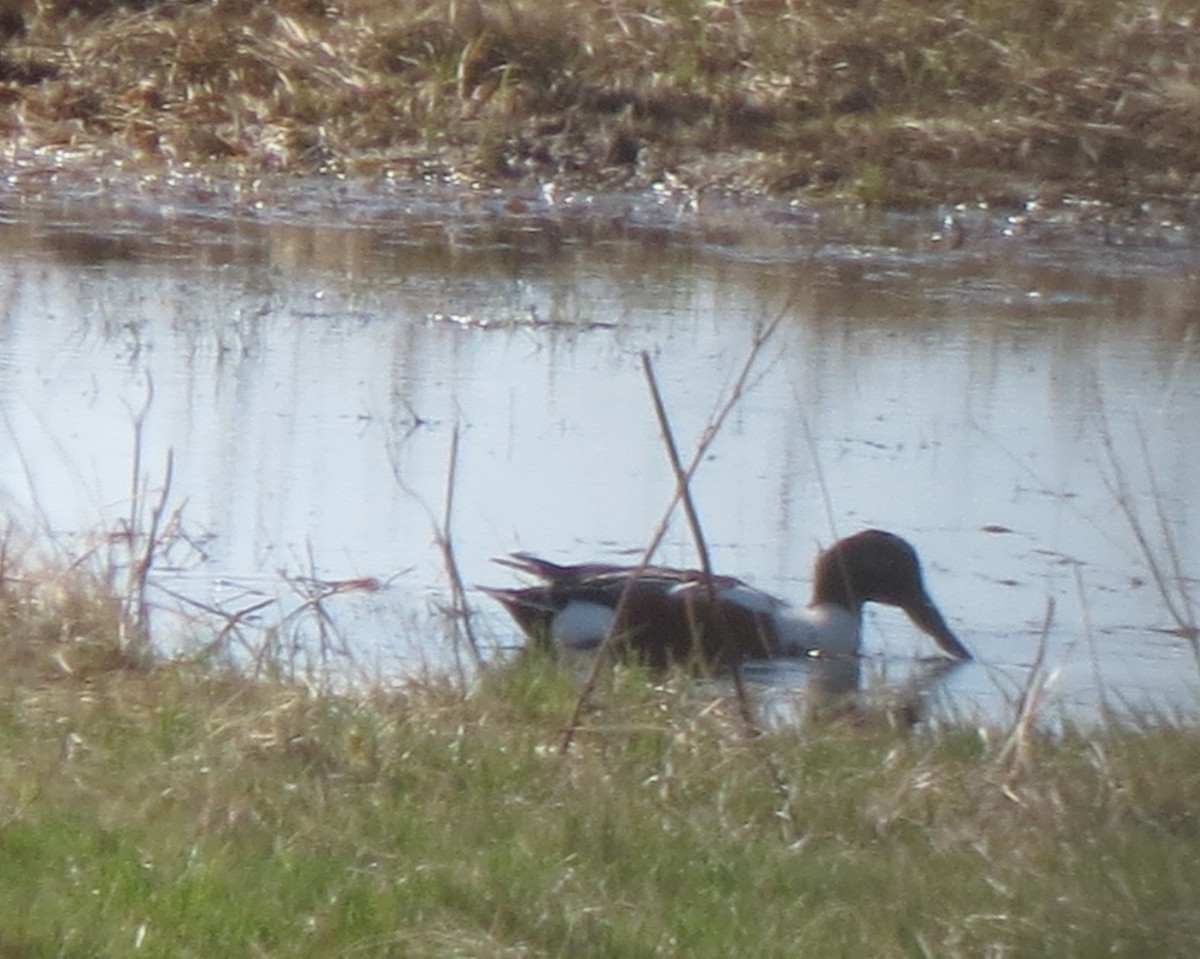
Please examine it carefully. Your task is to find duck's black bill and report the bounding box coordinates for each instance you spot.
[905,596,972,660]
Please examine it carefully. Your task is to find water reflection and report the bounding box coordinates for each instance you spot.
[747,655,970,730]
[1,180,1198,725]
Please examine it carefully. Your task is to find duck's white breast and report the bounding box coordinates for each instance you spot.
[772,604,861,657]
[551,600,614,649]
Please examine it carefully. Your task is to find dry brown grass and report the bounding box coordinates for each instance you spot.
[0,531,147,686]
[2,0,1199,204]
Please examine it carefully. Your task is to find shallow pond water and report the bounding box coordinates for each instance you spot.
[2,176,1198,726]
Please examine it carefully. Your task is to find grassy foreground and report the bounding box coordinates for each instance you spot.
[2,555,1199,957]
[2,0,1199,205]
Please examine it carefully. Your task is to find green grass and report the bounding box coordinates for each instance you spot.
[1,553,1199,957]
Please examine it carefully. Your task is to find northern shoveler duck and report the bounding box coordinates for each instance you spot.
[483,529,970,669]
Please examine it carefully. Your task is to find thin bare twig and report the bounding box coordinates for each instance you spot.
[437,422,485,677]
[642,351,714,585]
[642,351,798,831]
[1098,418,1196,640]
[120,374,175,654]
[1135,421,1196,633]
[125,374,155,545]
[997,597,1058,788]
[643,353,759,720]
[386,411,484,683]
[155,581,277,661]
[125,449,174,650]
[559,316,782,754]
[798,411,840,545]
[269,559,369,689]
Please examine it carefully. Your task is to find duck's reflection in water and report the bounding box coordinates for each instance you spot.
[499,644,968,733]
[743,655,969,730]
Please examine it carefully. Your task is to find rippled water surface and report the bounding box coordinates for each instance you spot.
[2,178,1198,724]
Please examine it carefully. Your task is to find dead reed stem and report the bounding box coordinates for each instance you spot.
[641,351,764,734]
[156,582,277,662]
[998,597,1057,786]
[121,376,178,654]
[644,353,799,832]
[799,411,840,544]
[1099,419,1197,641]
[641,350,714,585]
[437,422,485,676]
[386,414,484,680]
[559,317,782,754]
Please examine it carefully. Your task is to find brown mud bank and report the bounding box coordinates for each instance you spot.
[2,0,1199,212]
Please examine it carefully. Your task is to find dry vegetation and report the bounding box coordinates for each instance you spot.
[2,0,1199,205]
